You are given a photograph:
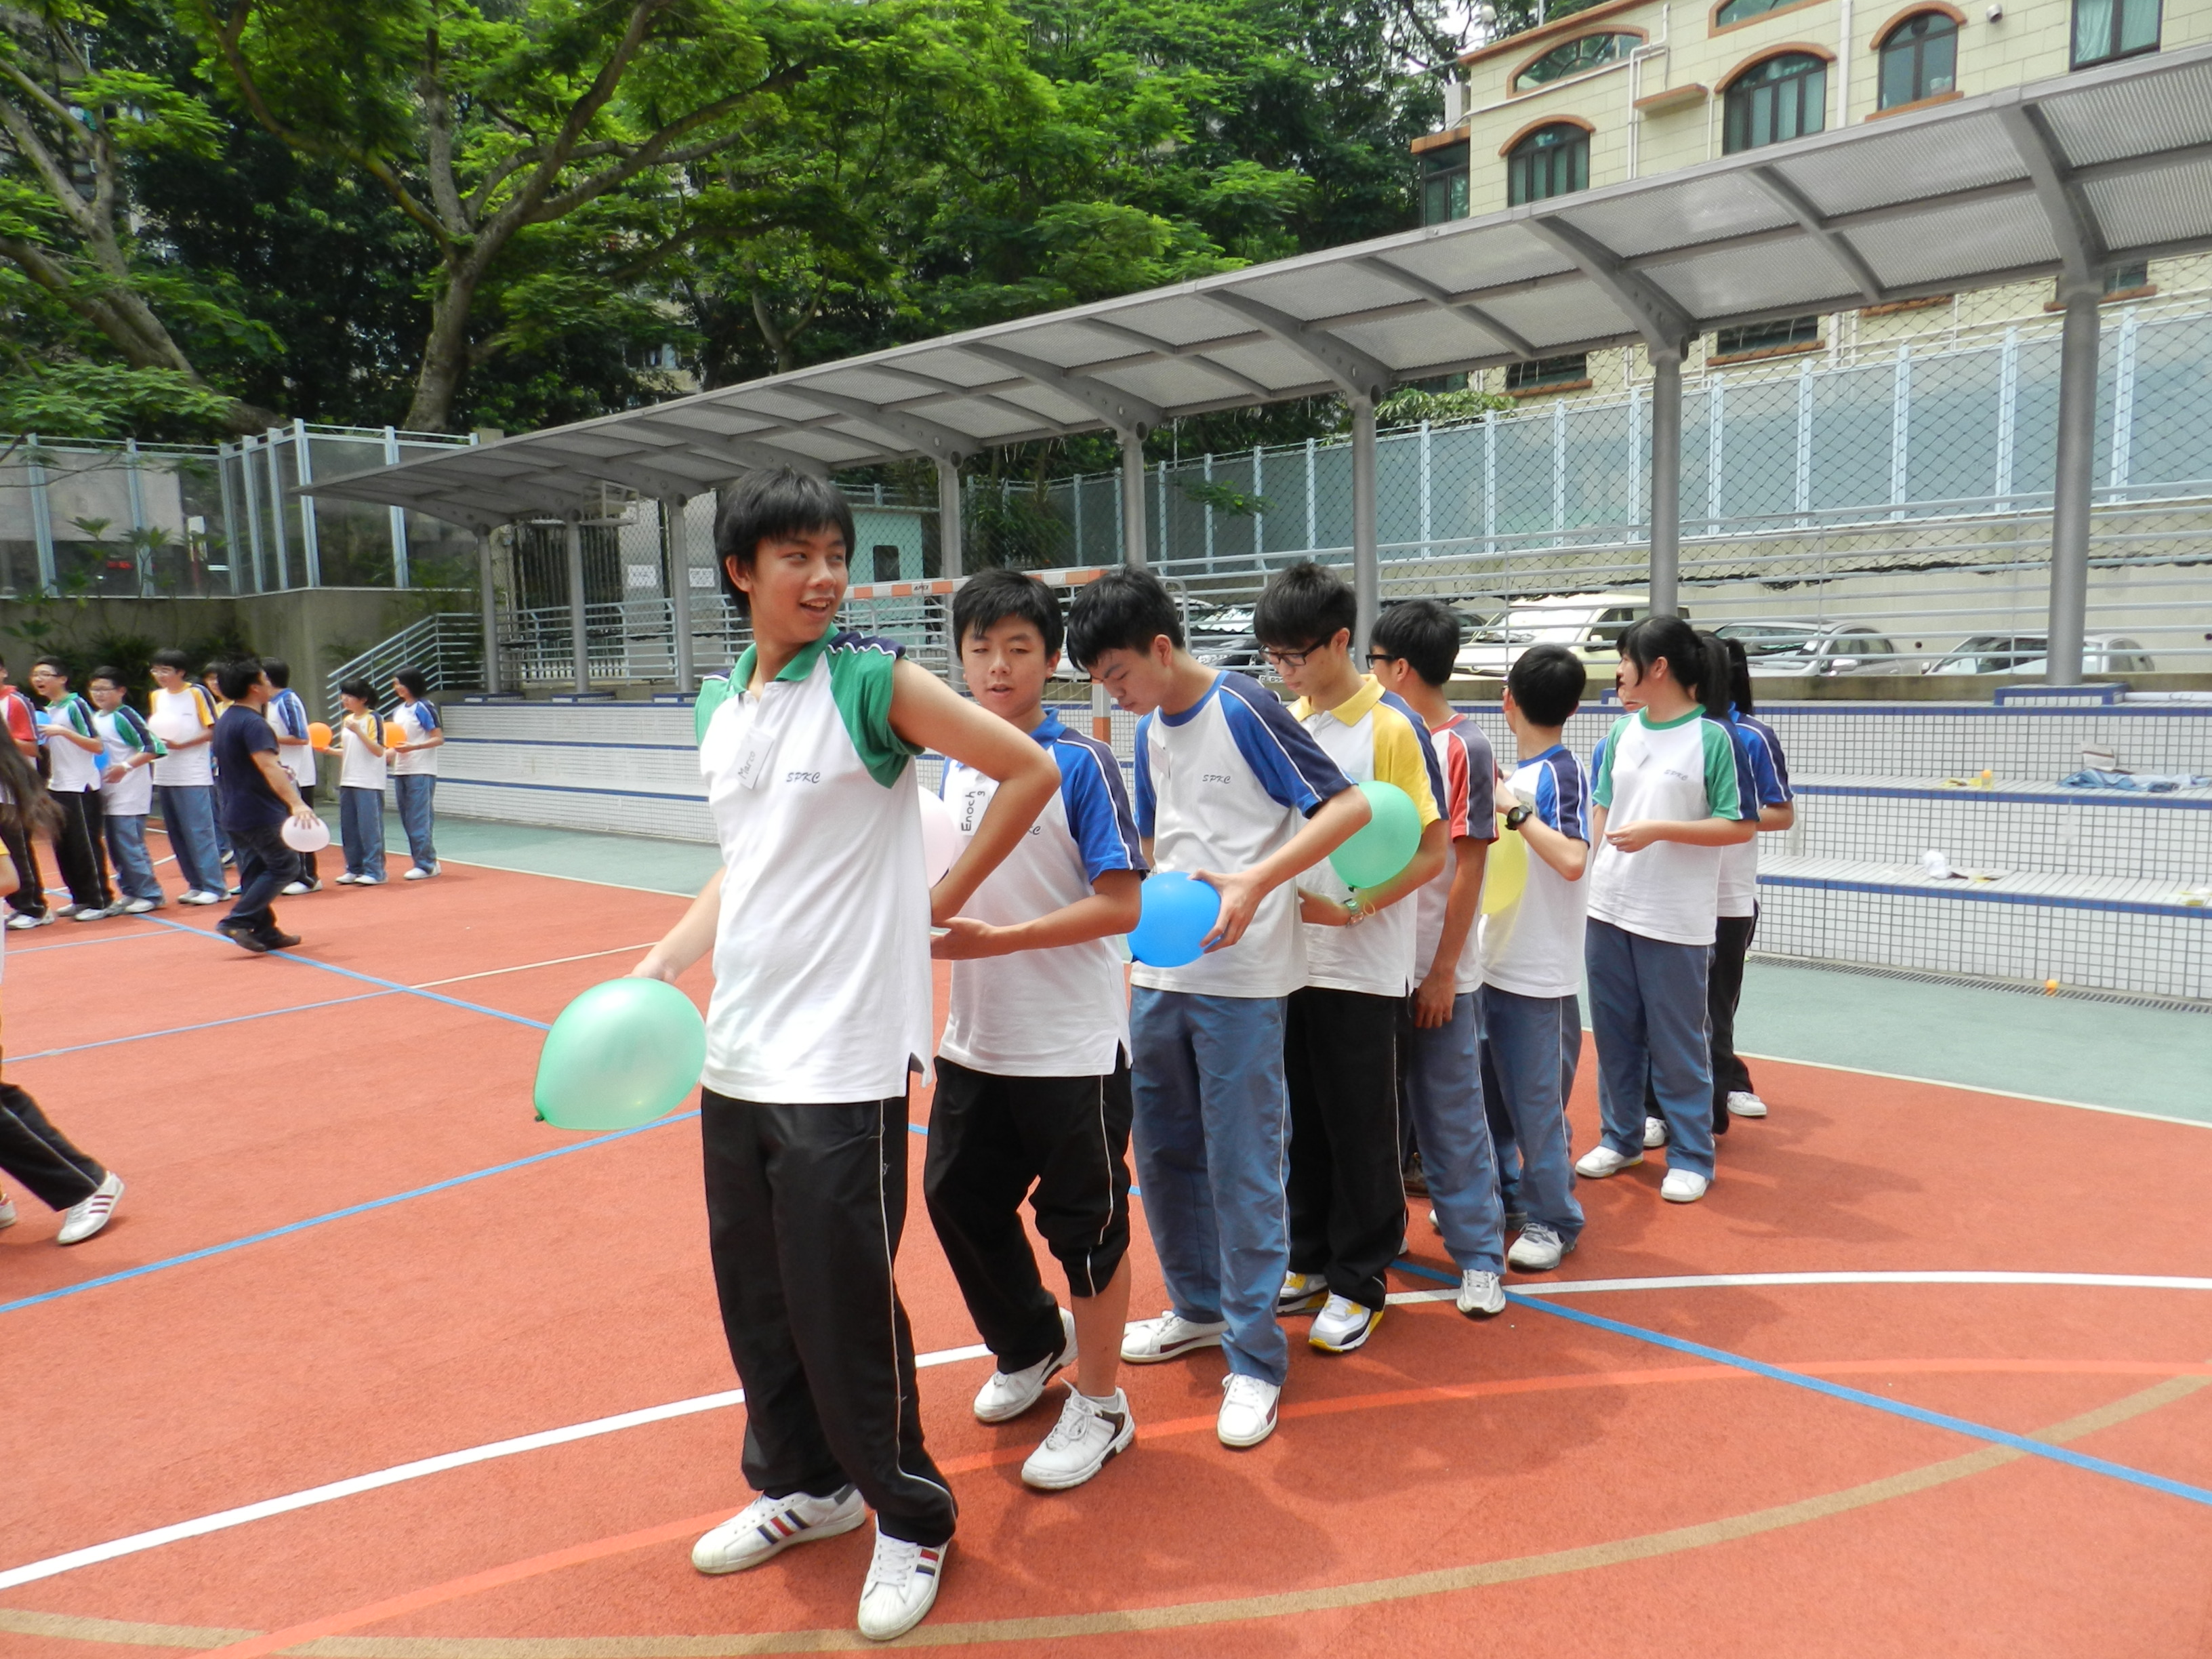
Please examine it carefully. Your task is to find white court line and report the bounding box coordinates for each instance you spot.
[411,944,656,989]
[7,1271,2209,1595]
[1732,1049,2212,1129]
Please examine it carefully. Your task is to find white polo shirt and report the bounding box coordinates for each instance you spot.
[699,630,932,1103]
[1131,672,1351,1000]
[338,712,388,790]
[148,687,215,787]
[1414,712,1498,995]
[39,695,101,794]
[390,700,441,775]
[267,689,319,788]
[1716,710,1790,920]
[1587,709,1748,947]
[1290,677,1445,998]
[1479,745,1591,1000]
[94,708,157,815]
[939,714,1145,1078]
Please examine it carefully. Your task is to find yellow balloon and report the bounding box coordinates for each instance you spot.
[1481,816,1529,915]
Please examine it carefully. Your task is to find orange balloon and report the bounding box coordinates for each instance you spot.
[384,720,406,747]
[308,721,332,751]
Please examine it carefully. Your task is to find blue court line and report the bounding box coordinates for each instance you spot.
[1393,1258,2212,1509]
[146,917,553,1031]
[0,1112,701,1318]
[10,990,396,1063]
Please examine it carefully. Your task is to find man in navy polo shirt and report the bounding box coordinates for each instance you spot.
[209,661,319,954]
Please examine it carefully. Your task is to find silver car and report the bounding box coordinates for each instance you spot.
[1924,634,2155,676]
[1715,620,1915,677]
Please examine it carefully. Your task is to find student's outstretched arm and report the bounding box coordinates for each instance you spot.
[633,869,725,983]
[889,660,1057,924]
[934,869,1142,959]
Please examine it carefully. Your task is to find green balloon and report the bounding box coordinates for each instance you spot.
[1330,780,1422,890]
[535,978,708,1131]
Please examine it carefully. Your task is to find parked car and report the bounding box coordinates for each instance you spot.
[1923,634,2155,676]
[1187,603,1264,672]
[1713,619,1917,678]
[1452,593,1661,676]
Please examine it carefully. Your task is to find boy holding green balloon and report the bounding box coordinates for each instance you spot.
[1066,567,1366,1452]
[924,569,1147,1494]
[631,470,1057,1644]
[1255,566,1449,1353]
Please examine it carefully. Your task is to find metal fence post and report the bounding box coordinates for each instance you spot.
[667,495,696,694]
[1889,343,1912,519]
[1351,396,1379,655]
[1418,422,1432,558]
[125,438,151,596]
[936,457,963,579]
[26,438,55,592]
[384,427,411,588]
[293,418,323,588]
[479,528,503,695]
[1649,348,1684,613]
[264,427,293,586]
[2046,280,2102,686]
[1994,327,2019,508]
[1120,430,1148,567]
[1304,437,1317,553]
[1252,445,1265,564]
[1795,359,1814,526]
[241,436,268,593]
[566,512,590,693]
[1202,451,1215,572]
[2109,305,2138,493]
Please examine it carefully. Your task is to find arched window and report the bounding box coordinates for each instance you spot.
[2071,0,2159,68]
[1513,34,1641,91]
[1723,53,1826,153]
[1507,124,1591,206]
[1715,0,1792,24]
[1879,14,1959,108]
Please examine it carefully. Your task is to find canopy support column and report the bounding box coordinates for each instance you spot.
[478,528,502,697]
[566,512,590,694]
[936,457,962,579]
[665,496,696,694]
[1351,397,1379,655]
[1649,346,1685,615]
[2047,279,2102,687]
[1120,430,1149,567]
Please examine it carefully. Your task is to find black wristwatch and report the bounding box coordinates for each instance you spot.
[1503,804,1532,831]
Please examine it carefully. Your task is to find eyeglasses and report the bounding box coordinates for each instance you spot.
[1365,651,1401,668]
[1261,643,1325,670]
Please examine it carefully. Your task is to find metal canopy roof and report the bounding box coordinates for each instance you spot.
[307,45,2212,533]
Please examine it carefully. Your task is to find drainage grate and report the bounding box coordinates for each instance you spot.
[1746,952,2212,1015]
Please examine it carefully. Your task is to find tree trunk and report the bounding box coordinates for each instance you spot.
[403,260,483,432]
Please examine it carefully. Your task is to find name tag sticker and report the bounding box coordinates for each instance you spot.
[731,721,780,790]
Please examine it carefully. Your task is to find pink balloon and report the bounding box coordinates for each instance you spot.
[917,787,960,884]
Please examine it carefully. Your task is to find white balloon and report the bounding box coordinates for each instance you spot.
[282,815,333,852]
[917,788,960,884]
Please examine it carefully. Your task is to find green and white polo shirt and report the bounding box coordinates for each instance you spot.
[696,629,929,1103]
[1587,707,1747,947]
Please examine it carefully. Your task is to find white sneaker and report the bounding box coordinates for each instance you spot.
[1275,1270,1328,1314]
[281,880,311,896]
[1660,1168,1711,1204]
[1427,1206,1441,1233]
[1456,1269,1507,1318]
[972,1307,1075,1423]
[1216,1373,1280,1448]
[403,864,437,880]
[1507,1224,1570,1272]
[1121,1309,1228,1364]
[57,1172,122,1244]
[1309,1294,1382,1353]
[5,912,51,929]
[178,890,223,906]
[1576,1145,1643,1179]
[691,1486,865,1574]
[0,1191,16,1228]
[70,904,114,922]
[1021,1386,1134,1491]
[1643,1115,1668,1148]
[1727,1090,1769,1119]
[119,898,158,914]
[855,1529,947,1642]
[356,874,386,885]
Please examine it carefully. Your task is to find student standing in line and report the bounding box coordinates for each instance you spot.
[201,661,237,870]
[632,470,1056,1643]
[0,663,52,929]
[387,667,443,880]
[1574,617,1753,1204]
[1709,638,1793,1123]
[0,733,124,1243]
[27,659,115,921]
[1256,567,1448,1351]
[147,650,228,906]
[87,669,166,914]
[1477,644,1593,1271]
[1364,598,1519,1314]
[1067,567,1367,1450]
[209,661,317,956]
[925,570,1146,1492]
[333,679,390,885]
[262,659,323,895]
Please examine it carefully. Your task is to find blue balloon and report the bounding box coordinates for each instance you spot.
[1128,871,1221,968]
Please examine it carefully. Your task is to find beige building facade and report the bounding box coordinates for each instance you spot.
[1414,0,2210,398]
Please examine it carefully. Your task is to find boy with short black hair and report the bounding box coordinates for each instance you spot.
[262,659,322,895]
[28,659,115,921]
[1366,598,1515,1314]
[86,668,165,914]
[633,469,1057,1642]
[146,649,226,907]
[1479,644,1592,1269]
[210,660,317,955]
[925,569,1146,1492]
[1254,566,1450,1348]
[1067,566,1367,1449]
